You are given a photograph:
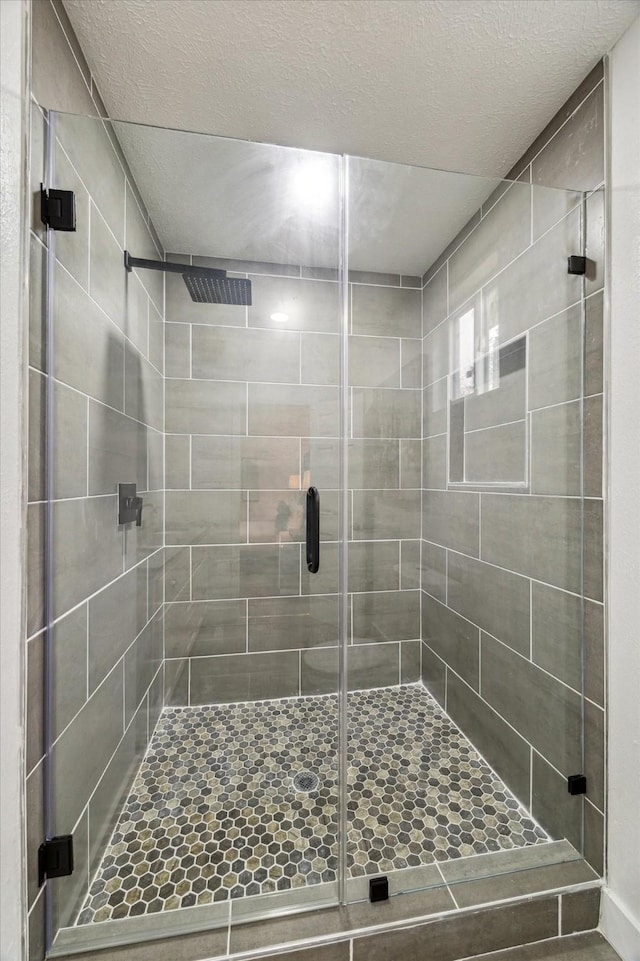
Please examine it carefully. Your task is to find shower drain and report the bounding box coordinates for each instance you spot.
[292,771,319,793]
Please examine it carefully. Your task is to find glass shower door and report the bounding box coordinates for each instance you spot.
[343,154,592,900]
[41,110,346,954]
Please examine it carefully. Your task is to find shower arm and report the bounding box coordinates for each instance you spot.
[124,251,226,278]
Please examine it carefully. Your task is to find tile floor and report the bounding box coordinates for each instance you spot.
[77,684,548,924]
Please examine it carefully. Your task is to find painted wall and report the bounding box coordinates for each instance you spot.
[601,12,640,960]
[0,2,28,959]
[420,65,606,873]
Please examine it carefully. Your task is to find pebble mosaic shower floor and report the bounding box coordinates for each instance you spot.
[77,684,548,924]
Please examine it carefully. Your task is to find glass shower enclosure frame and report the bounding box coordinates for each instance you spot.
[38,108,591,957]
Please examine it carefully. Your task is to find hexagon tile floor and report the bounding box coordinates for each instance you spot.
[77,684,548,924]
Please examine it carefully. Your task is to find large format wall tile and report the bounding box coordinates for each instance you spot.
[352,490,420,540]
[54,267,124,411]
[51,605,88,740]
[89,204,126,326]
[449,181,531,312]
[190,651,300,704]
[124,344,164,432]
[347,541,401,593]
[348,439,399,490]
[249,274,340,333]
[422,490,479,556]
[423,378,448,438]
[165,599,246,657]
[191,435,299,490]
[532,84,604,193]
[301,332,340,386]
[166,489,247,545]
[585,188,605,296]
[54,142,90,290]
[29,374,89,501]
[481,634,582,776]
[349,335,401,388]
[421,595,480,690]
[249,384,340,437]
[528,304,582,409]
[88,564,149,693]
[351,284,421,338]
[125,183,163,312]
[249,595,339,651]
[422,264,447,336]
[531,752,582,851]
[531,402,581,495]
[482,207,582,346]
[447,553,530,656]
[56,112,125,243]
[166,378,246,434]
[124,610,163,726]
[464,421,526,484]
[53,495,123,619]
[192,325,300,383]
[480,494,582,593]
[353,590,420,643]
[464,367,525,432]
[352,387,421,438]
[51,663,124,833]
[88,401,147,495]
[421,540,447,603]
[192,544,300,599]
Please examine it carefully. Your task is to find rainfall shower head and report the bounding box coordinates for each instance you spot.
[124,251,252,306]
[182,271,252,306]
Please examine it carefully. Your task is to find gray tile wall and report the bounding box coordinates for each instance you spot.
[27,1,166,944]
[163,256,422,704]
[420,65,605,873]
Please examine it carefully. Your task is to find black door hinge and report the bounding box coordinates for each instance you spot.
[567,255,587,275]
[369,875,389,902]
[38,835,74,887]
[40,185,76,231]
[567,774,587,795]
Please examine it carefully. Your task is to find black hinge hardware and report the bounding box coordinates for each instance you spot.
[369,875,389,903]
[567,255,587,275]
[567,774,587,796]
[40,185,76,231]
[38,835,74,887]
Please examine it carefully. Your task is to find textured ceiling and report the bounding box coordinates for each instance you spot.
[62,0,638,271]
[64,0,638,175]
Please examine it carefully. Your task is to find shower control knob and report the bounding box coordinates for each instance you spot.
[118,483,144,526]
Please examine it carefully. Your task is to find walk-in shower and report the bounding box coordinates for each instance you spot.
[33,105,602,958]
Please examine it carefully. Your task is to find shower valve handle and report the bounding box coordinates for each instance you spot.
[125,496,144,527]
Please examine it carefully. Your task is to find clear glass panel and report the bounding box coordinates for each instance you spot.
[43,111,344,953]
[345,155,588,901]
[40,105,594,955]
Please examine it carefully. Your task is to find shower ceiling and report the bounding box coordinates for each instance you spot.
[114,120,496,274]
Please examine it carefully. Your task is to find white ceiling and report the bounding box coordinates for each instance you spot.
[63,0,639,272]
